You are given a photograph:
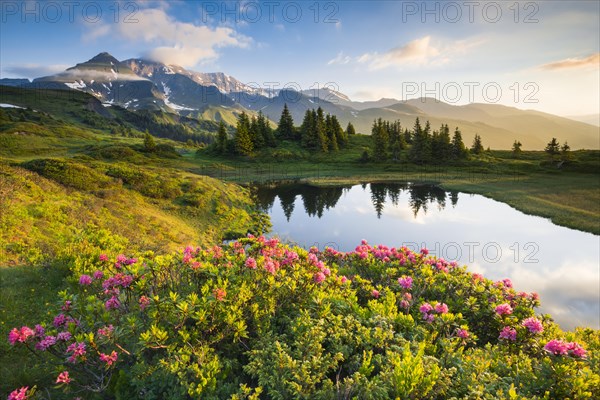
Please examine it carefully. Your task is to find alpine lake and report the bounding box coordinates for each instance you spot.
[254,182,600,331]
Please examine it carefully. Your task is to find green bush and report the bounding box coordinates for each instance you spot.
[21,159,113,191]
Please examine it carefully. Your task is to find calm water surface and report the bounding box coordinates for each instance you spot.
[255,183,600,331]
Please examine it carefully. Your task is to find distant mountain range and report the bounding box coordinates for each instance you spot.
[2,52,598,149]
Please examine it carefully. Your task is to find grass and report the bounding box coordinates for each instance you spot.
[0,263,70,396]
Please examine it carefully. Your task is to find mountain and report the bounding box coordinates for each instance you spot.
[0,78,31,87]
[566,114,600,127]
[6,52,600,149]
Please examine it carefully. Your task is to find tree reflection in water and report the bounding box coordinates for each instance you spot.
[254,183,459,220]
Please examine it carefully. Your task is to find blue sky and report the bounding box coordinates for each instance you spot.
[1,0,599,116]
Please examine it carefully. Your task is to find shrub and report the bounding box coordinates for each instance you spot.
[7,238,599,399]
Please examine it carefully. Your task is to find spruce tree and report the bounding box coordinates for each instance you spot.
[316,107,329,152]
[409,118,431,164]
[325,114,339,151]
[389,120,405,160]
[346,122,356,136]
[276,103,295,140]
[371,118,389,159]
[332,115,347,147]
[511,140,522,157]
[144,130,156,152]
[300,110,317,149]
[545,138,560,160]
[216,121,227,154]
[451,127,467,159]
[471,134,484,154]
[560,141,571,161]
[257,111,276,147]
[235,112,253,156]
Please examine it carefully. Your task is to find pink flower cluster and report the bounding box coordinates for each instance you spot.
[79,274,93,285]
[105,296,121,310]
[522,317,544,334]
[245,257,257,269]
[213,288,226,301]
[56,370,71,384]
[397,276,413,290]
[8,326,34,345]
[456,329,469,339]
[99,350,119,366]
[97,325,114,337]
[499,326,517,341]
[495,303,513,316]
[35,335,57,351]
[371,289,380,298]
[544,339,587,358]
[66,342,86,363]
[7,387,29,400]
[139,295,150,310]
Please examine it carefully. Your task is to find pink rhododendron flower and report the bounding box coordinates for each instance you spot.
[499,326,517,341]
[456,329,469,339]
[495,303,513,316]
[99,351,118,366]
[263,260,277,275]
[56,371,71,384]
[99,254,109,262]
[503,278,513,288]
[139,296,150,310]
[340,276,349,284]
[419,303,433,314]
[245,257,257,269]
[34,324,45,338]
[97,325,114,337]
[35,335,57,351]
[8,326,34,345]
[398,276,413,290]
[53,314,67,328]
[66,342,86,363]
[522,317,544,334]
[400,300,410,309]
[472,273,484,283]
[420,248,429,255]
[79,274,92,286]
[105,296,121,310]
[116,254,127,263]
[434,303,449,314]
[566,342,587,359]
[544,339,568,356]
[313,272,326,284]
[371,290,380,298]
[57,331,72,341]
[61,300,72,311]
[213,288,226,301]
[93,270,104,280]
[7,386,29,400]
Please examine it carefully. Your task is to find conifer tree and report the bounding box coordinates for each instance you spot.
[235,112,253,155]
[276,103,295,140]
[371,118,389,159]
[216,121,227,153]
[346,122,356,136]
[471,134,484,155]
[451,127,468,159]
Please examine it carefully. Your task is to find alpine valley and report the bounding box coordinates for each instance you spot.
[2,52,598,149]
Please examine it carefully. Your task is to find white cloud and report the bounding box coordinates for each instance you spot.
[84,8,251,68]
[357,36,482,71]
[327,51,351,66]
[4,64,70,78]
[539,53,600,71]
